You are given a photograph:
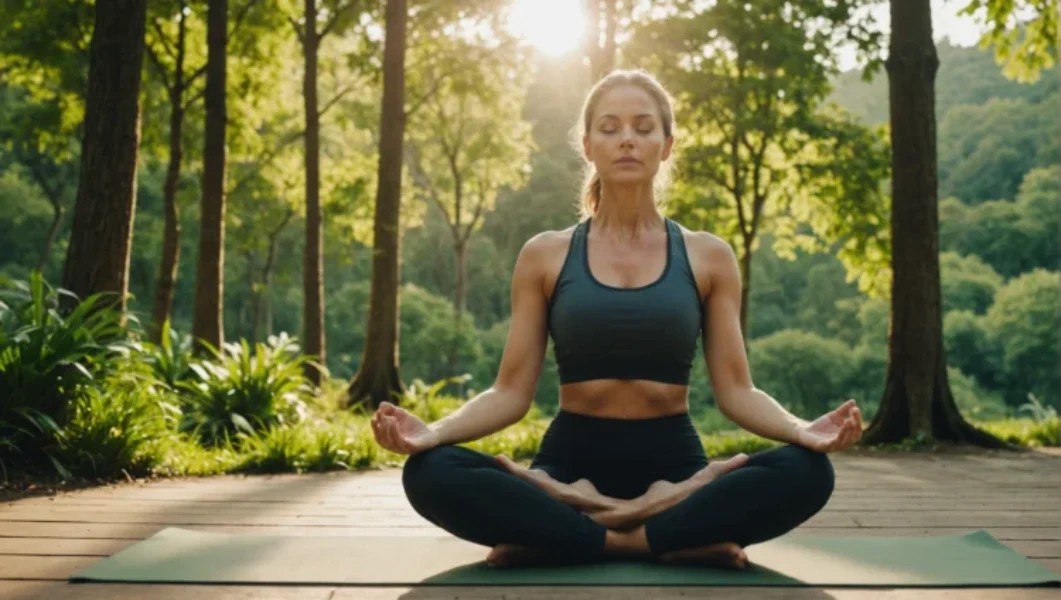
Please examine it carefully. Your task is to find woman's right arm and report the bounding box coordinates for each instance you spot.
[424,234,551,447]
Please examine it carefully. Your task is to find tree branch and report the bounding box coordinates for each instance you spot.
[318,0,360,41]
[149,17,177,60]
[403,38,518,119]
[144,43,173,93]
[229,0,263,38]
[288,16,306,46]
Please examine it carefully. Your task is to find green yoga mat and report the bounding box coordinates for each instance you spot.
[70,527,1060,587]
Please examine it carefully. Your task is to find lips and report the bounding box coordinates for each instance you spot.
[614,157,641,164]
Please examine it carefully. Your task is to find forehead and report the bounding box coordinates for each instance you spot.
[593,85,660,121]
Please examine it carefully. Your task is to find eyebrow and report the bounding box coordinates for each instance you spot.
[597,113,657,122]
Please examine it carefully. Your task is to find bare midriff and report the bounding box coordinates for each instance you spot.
[558,379,689,419]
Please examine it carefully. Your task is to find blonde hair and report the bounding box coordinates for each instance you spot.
[571,69,677,220]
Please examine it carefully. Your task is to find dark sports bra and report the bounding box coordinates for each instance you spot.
[546,217,704,385]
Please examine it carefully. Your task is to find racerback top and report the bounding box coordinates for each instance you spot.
[546,217,704,385]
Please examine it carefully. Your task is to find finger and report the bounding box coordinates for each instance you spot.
[839,418,858,449]
[853,407,864,432]
[381,417,401,451]
[370,414,383,443]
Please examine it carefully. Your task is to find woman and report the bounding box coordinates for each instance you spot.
[370,69,863,570]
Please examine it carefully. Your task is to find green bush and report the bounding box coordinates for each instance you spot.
[53,366,175,479]
[177,333,315,448]
[749,329,857,418]
[0,271,130,478]
[137,320,195,391]
[983,269,1060,405]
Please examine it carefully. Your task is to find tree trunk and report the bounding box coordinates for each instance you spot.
[601,0,617,76]
[739,238,752,339]
[192,0,228,354]
[584,0,601,81]
[255,209,292,342]
[61,0,147,318]
[346,0,408,409]
[302,0,326,385]
[454,239,467,318]
[150,0,187,344]
[862,0,1007,448]
[36,197,64,275]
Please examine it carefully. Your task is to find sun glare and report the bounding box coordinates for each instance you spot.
[506,0,587,56]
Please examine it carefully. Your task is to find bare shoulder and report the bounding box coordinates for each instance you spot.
[673,222,739,296]
[516,225,579,297]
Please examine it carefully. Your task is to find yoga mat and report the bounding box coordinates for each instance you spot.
[70,527,1061,587]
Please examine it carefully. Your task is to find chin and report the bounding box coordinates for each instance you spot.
[604,172,653,186]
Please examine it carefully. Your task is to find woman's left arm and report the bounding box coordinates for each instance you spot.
[698,236,811,444]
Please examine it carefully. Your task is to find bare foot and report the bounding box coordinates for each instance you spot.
[496,455,620,511]
[485,543,549,568]
[659,541,748,569]
[586,454,751,530]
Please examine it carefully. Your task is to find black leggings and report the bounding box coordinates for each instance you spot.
[402,410,834,562]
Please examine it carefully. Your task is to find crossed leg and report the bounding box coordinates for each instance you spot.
[495,453,753,568]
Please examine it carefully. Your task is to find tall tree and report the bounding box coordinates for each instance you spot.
[60,0,148,317]
[861,0,1007,446]
[192,0,229,352]
[346,0,408,407]
[144,0,264,343]
[584,0,620,81]
[144,0,199,342]
[291,0,363,384]
[405,44,532,372]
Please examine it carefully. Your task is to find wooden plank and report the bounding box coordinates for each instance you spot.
[0,555,97,579]
[0,582,334,600]
[3,581,1061,600]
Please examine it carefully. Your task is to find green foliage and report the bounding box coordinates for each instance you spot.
[397,284,485,389]
[948,366,1009,421]
[939,179,1059,279]
[944,310,1001,391]
[959,0,1058,82]
[52,366,175,479]
[138,320,195,391]
[977,416,1060,447]
[940,253,1004,314]
[938,97,1059,205]
[176,333,315,447]
[0,271,130,478]
[982,269,1060,405]
[700,431,781,457]
[748,329,857,418]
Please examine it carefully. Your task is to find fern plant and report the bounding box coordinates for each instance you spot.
[0,271,129,478]
[177,333,315,447]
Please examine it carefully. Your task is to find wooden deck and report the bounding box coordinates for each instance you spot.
[1,449,1059,599]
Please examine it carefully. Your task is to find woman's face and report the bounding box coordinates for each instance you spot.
[583,84,673,186]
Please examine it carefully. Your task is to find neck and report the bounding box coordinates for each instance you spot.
[592,180,663,240]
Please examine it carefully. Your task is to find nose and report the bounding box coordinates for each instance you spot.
[619,126,635,147]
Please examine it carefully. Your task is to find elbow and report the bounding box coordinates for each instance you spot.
[712,382,754,417]
[493,384,533,423]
